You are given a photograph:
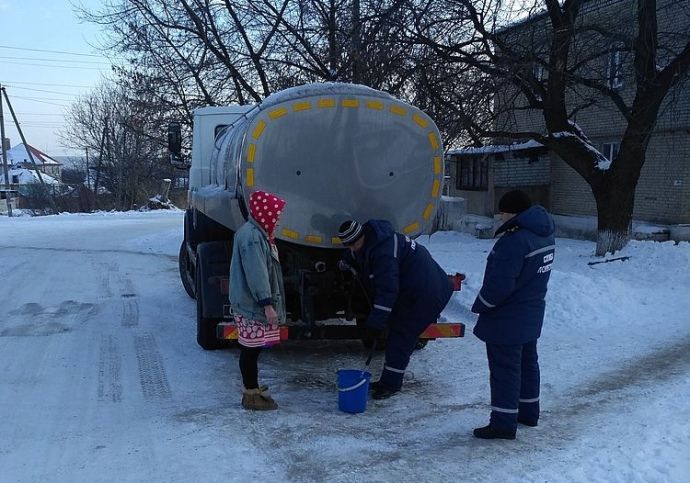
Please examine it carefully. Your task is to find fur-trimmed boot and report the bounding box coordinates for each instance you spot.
[241,387,278,411]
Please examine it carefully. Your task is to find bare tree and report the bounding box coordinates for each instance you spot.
[63,82,174,210]
[410,0,690,255]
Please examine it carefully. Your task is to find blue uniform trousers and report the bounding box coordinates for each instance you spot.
[379,304,439,390]
[486,340,540,431]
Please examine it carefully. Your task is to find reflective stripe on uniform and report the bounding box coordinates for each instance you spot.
[525,245,556,259]
[491,406,518,414]
[478,293,496,308]
[520,397,539,403]
[384,364,405,374]
[393,233,398,258]
[373,304,392,312]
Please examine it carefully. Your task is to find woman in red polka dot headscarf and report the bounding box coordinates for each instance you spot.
[229,190,287,410]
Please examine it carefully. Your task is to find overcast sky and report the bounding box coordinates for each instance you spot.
[0,0,110,157]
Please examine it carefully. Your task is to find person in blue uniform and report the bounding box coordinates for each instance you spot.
[471,190,556,439]
[337,219,453,400]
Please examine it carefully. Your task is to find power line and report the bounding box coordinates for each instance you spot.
[0,80,93,88]
[0,55,111,65]
[1,61,107,71]
[4,86,79,96]
[0,44,113,58]
[12,95,74,102]
[7,96,70,107]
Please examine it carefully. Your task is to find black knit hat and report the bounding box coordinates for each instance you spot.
[498,190,532,214]
[337,220,364,245]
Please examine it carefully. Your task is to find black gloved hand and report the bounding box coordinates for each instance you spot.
[338,259,357,276]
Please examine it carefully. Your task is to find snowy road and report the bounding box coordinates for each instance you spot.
[0,211,688,482]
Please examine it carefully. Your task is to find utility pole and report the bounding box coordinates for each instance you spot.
[1,86,59,215]
[93,119,108,210]
[0,83,13,217]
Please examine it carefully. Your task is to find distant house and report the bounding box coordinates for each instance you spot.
[0,167,60,187]
[6,143,62,182]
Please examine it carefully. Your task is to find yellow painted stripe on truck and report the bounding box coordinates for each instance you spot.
[247,144,256,162]
[281,228,299,239]
[403,222,420,234]
[423,203,434,220]
[428,133,439,150]
[433,156,442,174]
[342,99,359,108]
[293,101,311,112]
[304,235,323,244]
[252,120,266,140]
[246,168,255,187]
[413,113,428,128]
[432,179,441,198]
[390,105,407,116]
[318,98,336,108]
[366,100,384,110]
[269,107,288,120]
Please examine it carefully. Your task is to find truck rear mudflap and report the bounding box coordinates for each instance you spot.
[217,321,465,341]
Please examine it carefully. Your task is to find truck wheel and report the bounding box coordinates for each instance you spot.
[196,260,225,350]
[179,241,195,299]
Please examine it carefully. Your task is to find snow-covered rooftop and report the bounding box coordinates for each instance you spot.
[447,139,544,156]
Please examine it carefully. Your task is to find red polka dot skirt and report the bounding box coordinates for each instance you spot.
[234,313,281,348]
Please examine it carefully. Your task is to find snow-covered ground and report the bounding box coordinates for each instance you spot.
[0,210,688,483]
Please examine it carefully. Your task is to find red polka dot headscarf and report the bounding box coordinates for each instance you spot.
[249,190,286,241]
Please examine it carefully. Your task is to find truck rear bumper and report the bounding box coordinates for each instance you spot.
[217,322,465,341]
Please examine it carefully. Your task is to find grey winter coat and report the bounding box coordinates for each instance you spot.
[229,219,286,324]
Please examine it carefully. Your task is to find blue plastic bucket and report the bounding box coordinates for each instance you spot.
[337,369,371,414]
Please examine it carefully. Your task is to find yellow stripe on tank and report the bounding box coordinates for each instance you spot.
[433,156,442,174]
[390,105,407,116]
[304,235,323,244]
[318,99,336,108]
[366,100,384,110]
[413,113,428,128]
[423,203,435,220]
[428,133,439,150]
[293,101,311,112]
[403,222,420,234]
[281,228,299,239]
[246,168,254,187]
[342,99,359,108]
[269,107,288,120]
[247,144,256,163]
[431,179,441,198]
[331,237,343,245]
[252,120,266,140]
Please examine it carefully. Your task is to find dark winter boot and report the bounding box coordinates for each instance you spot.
[518,417,538,427]
[473,424,516,440]
[371,383,400,400]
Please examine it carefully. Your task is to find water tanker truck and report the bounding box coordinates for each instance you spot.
[168,83,464,350]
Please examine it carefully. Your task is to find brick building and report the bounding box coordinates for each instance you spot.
[446,0,690,229]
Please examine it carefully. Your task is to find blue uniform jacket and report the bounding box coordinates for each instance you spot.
[345,220,453,330]
[471,205,556,344]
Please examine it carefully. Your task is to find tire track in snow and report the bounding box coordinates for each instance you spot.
[121,298,140,327]
[134,333,172,400]
[97,335,123,403]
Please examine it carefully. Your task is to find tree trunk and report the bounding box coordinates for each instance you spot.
[591,174,636,256]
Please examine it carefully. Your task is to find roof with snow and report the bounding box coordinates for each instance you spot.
[6,143,61,166]
[446,140,546,156]
[0,167,60,185]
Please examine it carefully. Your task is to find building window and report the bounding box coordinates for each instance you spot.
[457,157,488,191]
[602,142,620,162]
[12,175,19,184]
[533,64,545,81]
[607,47,624,89]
